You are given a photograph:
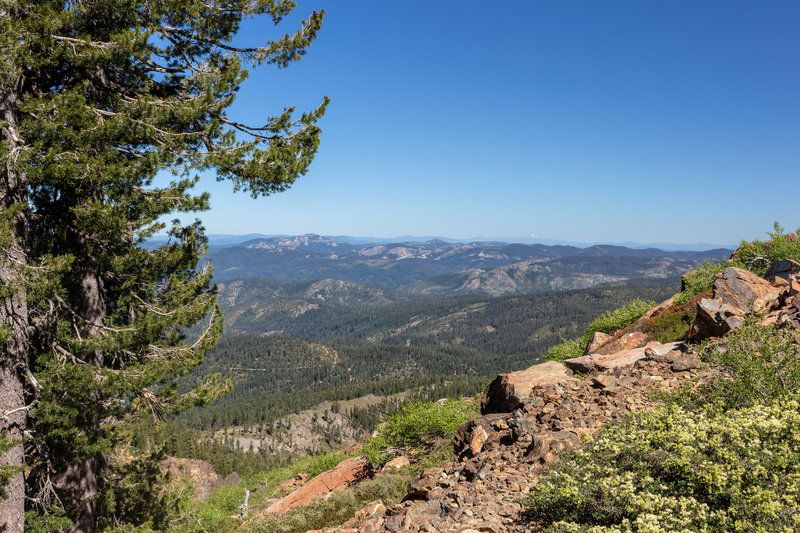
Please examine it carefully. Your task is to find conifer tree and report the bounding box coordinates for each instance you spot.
[0,1,327,531]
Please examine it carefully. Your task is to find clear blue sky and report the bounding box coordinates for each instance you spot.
[180,1,800,246]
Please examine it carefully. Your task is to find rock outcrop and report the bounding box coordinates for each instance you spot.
[159,458,225,501]
[264,456,371,515]
[343,352,714,532]
[692,264,798,339]
[563,341,681,373]
[481,361,577,414]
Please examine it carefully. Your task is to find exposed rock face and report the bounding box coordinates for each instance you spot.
[694,297,745,338]
[764,259,800,283]
[713,267,780,313]
[481,361,577,414]
[264,456,371,515]
[350,351,716,532]
[583,331,612,355]
[159,458,224,501]
[692,265,790,340]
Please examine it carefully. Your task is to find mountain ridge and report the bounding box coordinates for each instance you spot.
[206,234,731,287]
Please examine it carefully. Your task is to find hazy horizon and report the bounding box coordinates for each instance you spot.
[150,231,736,252]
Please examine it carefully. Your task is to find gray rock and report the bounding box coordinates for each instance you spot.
[765,259,800,283]
[669,354,703,372]
[694,297,744,339]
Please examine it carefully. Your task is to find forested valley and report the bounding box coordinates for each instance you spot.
[134,281,677,476]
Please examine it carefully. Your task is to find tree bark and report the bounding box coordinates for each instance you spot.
[66,266,106,533]
[0,23,29,532]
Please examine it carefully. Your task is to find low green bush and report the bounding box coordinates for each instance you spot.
[736,222,800,276]
[645,305,696,344]
[363,398,476,465]
[694,318,800,410]
[543,335,586,363]
[526,396,800,532]
[673,259,731,305]
[545,299,656,362]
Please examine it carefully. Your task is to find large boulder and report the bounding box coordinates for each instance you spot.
[481,361,577,414]
[564,341,681,373]
[264,456,371,515]
[590,331,649,356]
[583,331,612,355]
[526,430,583,463]
[714,267,780,313]
[693,297,745,339]
[765,259,800,284]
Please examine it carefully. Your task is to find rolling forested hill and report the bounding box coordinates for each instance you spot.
[181,284,676,431]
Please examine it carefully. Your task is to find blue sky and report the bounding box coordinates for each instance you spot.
[181,1,800,246]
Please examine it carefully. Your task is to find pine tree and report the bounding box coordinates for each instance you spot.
[0,1,327,531]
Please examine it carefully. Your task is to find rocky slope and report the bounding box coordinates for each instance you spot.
[257,258,800,532]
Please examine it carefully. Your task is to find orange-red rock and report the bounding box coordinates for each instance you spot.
[264,457,371,515]
[565,341,681,373]
[592,331,649,355]
[380,456,410,473]
[583,331,612,355]
[481,361,577,414]
[342,500,386,527]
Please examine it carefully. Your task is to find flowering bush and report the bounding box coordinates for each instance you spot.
[526,397,800,532]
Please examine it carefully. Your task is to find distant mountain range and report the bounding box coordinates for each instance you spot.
[147,233,735,252]
[205,233,732,290]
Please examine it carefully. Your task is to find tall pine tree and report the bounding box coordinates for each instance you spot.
[0,1,327,531]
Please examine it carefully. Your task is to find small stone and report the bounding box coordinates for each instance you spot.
[669,354,703,372]
[470,426,488,456]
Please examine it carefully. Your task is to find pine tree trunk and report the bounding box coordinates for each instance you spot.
[57,457,100,533]
[68,266,106,533]
[0,36,29,533]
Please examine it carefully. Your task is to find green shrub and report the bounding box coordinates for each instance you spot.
[545,299,656,362]
[645,305,696,344]
[543,335,586,363]
[673,259,732,305]
[586,299,656,335]
[363,399,476,464]
[695,318,800,410]
[736,222,800,276]
[526,397,800,532]
[246,440,453,533]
